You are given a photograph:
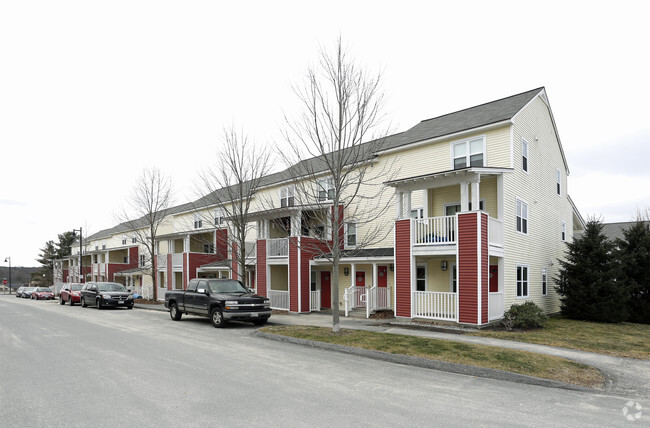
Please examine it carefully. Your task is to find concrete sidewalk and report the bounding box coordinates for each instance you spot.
[136,304,650,398]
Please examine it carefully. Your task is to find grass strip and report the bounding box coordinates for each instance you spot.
[468,317,650,360]
[261,325,603,388]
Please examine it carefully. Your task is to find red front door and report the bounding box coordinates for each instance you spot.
[378,266,388,287]
[489,265,498,293]
[320,271,331,309]
[355,271,366,307]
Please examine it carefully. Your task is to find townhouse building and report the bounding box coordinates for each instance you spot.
[53,87,583,325]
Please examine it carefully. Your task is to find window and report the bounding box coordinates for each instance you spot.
[123,256,128,263]
[345,222,357,247]
[416,265,426,292]
[561,221,566,242]
[444,200,485,215]
[102,242,106,250]
[280,185,295,207]
[121,235,127,245]
[542,268,548,296]
[516,198,528,234]
[316,177,334,201]
[132,235,137,244]
[194,215,202,229]
[452,137,484,169]
[450,264,457,293]
[203,243,215,254]
[139,255,145,267]
[556,169,561,196]
[522,138,529,173]
[214,209,224,226]
[410,207,424,219]
[517,265,529,298]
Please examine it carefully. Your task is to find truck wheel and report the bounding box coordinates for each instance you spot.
[170,303,182,321]
[210,308,226,328]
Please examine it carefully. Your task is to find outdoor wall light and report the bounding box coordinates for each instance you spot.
[344,267,349,276]
[390,264,394,272]
[441,260,448,271]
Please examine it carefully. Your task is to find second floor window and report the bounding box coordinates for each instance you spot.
[139,255,145,267]
[194,215,202,229]
[516,198,528,234]
[215,210,224,226]
[316,177,334,201]
[132,236,137,244]
[453,137,484,169]
[122,236,127,245]
[203,243,215,254]
[280,185,295,208]
[345,222,357,247]
[522,138,529,172]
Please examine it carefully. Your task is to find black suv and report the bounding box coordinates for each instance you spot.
[81,282,134,309]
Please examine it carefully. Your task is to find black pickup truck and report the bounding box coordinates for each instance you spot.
[164,278,271,328]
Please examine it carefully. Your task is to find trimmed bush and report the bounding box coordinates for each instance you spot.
[502,301,548,330]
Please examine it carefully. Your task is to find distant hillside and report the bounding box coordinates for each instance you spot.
[0,266,41,287]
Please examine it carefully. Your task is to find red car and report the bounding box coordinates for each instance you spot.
[59,283,84,306]
[32,287,55,300]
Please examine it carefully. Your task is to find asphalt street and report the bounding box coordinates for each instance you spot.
[0,296,646,427]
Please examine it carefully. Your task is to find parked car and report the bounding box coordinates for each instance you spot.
[21,287,36,299]
[60,283,84,306]
[31,287,55,300]
[165,279,271,328]
[81,282,134,309]
[16,286,25,298]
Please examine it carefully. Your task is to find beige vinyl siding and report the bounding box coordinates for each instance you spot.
[503,96,573,314]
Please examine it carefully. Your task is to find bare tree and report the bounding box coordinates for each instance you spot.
[195,127,272,287]
[280,39,396,332]
[117,167,174,300]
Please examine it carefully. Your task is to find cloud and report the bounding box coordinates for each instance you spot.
[0,199,26,207]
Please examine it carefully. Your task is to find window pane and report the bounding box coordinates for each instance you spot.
[454,143,466,158]
[470,153,483,167]
[454,158,467,169]
[469,139,483,154]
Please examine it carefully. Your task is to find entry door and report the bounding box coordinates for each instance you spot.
[355,271,366,307]
[489,265,499,293]
[378,266,388,287]
[320,271,331,309]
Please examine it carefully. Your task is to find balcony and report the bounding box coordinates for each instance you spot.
[411,215,503,255]
[267,238,289,258]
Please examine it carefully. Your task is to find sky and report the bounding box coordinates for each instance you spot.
[1,0,649,268]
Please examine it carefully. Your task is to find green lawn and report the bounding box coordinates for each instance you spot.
[469,317,650,359]
[261,325,604,388]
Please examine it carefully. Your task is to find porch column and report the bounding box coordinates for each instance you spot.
[291,211,301,237]
[471,181,480,211]
[460,182,470,212]
[396,191,403,218]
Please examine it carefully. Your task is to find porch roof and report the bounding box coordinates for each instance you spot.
[313,247,394,264]
[384,166,513,191]
[114,267,150,276]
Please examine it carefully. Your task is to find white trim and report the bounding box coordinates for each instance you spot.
[511,88,545,122]
[542,267,548,296]
[376,120,512,157]
[509,124,514,169]
[516,264,529,299]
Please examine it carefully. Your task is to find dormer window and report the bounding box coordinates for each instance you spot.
[453,137,485,169]
[280,185,295,208]
[316,177,334,201]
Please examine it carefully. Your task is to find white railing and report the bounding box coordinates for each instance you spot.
[354,286,366,307]
[343,285,356,316]
[489,217,504,247]
[488,292,504,320]
[413,291,457,321]
[367,286,390,316]
[310,290,321,311]
[142,285,153,300]
[172,253,183,269]
[377,287,389,309]
[157,255,167,270]
[267,238,289,257]
[413,216,456,246]
[269,290,289,310]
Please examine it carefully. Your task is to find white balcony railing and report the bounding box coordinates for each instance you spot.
[489,217,504,247]
[488,292,504,320]
[413,216,456,246]
[310,290,321,311]
[269,290,289,310]
[267,238,289,258]
[172,253,183,269]
[157,255,167,270]
[413,291,457,321]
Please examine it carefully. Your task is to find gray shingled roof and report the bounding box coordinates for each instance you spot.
[601,221,650,242]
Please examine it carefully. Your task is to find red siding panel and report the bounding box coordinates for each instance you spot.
[395,219,411,318]
[215,229,228,261]
[458,213,478,324]
[289,237,299,312]
[256,240,267,297]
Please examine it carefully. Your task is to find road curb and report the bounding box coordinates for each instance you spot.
[253,330,601,393]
